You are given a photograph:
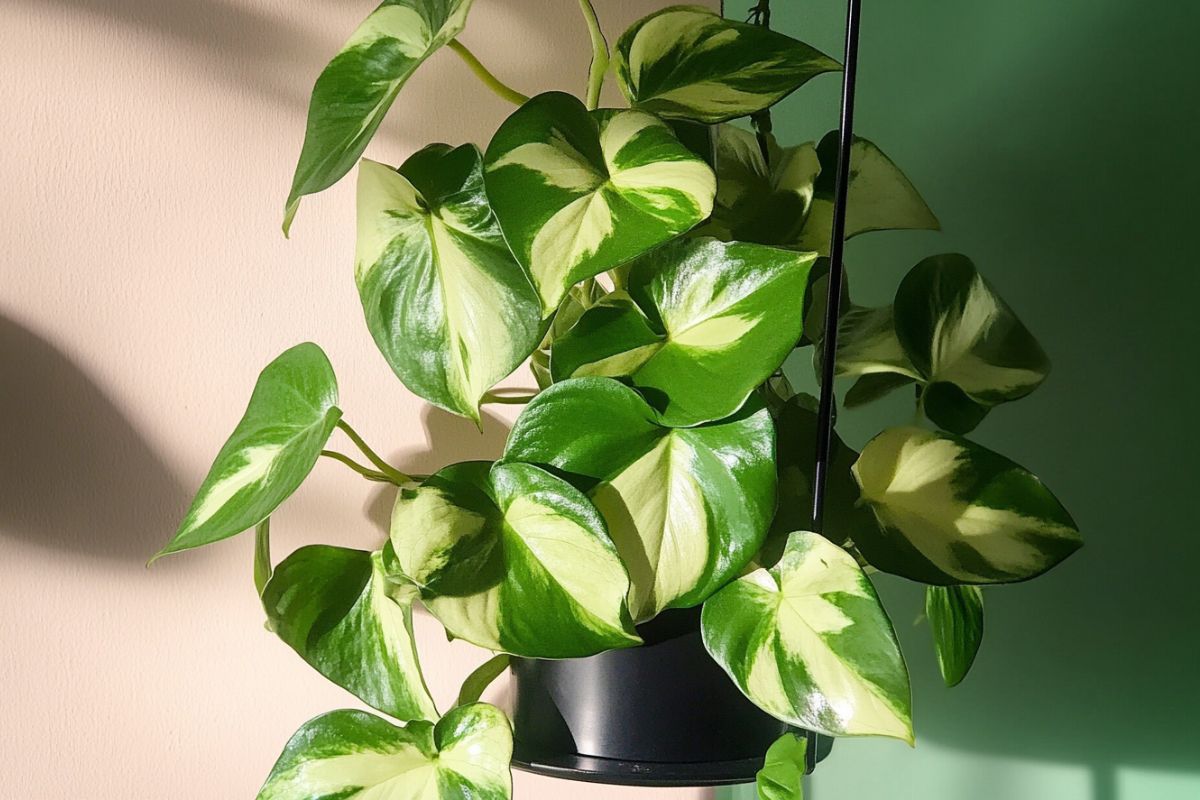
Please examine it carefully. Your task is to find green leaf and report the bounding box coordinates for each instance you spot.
[257,704,512,800]
[356,146,542,421]
[926,585,984,687]
[504,378,776,623]
[794,131,941,255]
[895,254,1050,432]
[483,91,715,312]
[262,546,438,722]
[550,237,815,426]
[613,7,839,124]
[284,0,475,234]
[702,531,913,743]
[456,654,511,707]
[530,279,605,389]
[852,426,1082,584]
[757,732,807,800]
[388,460,640,657]
[153,343,341,560]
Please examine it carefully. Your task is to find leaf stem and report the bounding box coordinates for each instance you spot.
[577,0,609,110]
[748,0,774,165]
[456,653,512,707]
[448,39,530,106]
[253,518,272,597]
[321,450,395,483]
[480,390,538,405]
[334,419,411,484]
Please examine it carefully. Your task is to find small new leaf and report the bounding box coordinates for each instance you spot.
[757,732,807,800]
[927,585,985,687]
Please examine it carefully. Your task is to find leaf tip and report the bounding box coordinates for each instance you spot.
[282,198,299,238]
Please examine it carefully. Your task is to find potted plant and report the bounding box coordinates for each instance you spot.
[151,2,1082,798]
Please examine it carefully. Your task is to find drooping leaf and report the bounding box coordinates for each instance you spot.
[702,531,913,743]
[388,460,640,657]
[852,426,1082,584]
[262,546,438,722]
[756,732,807,800]
[483,91,715,312]
[284,0,475,234]
[356,146,542,420]
[794,130,941,255]
[894,254,1050,433]
[550,237,814,426]
[153,343,341,560]
[504,377,776,622]
[926,584,984,687]
[613,7,839,123]
[257,704,512,800]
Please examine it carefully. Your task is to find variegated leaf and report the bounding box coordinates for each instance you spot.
[702,531,913,743]
[757,732,807,800]
[530,279,605,390]
[257,704,512,800]
[284,0,475,234]
[927,584,984,687]
[852,426,1082,584]
[550,237,814,426]
[153,344,341,560]
[895,254,1050,433]
[483,91,715,312]
[503,378,776,622]
[356,146,542,421]
[262,546,438,722]
[388,460,640,657]
[613,7,839,123]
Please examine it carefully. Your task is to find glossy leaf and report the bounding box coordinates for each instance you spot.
[284,0,475,233]
[154,343,341,560]
[504,377,776,622]
[702,531,913,743]
[550,237,814,426]
[852,426,1082,584]
[757,732,807,800]
[613,7,839,123]
[895,254,1050,433]
[483,91,715,312]
[257,704,512,800]
[356,146,542,420]
[262,546,437,722]
[388,460,640,657]
[927,585,984,687]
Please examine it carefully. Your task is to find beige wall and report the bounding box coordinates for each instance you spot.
[0,1,717,797]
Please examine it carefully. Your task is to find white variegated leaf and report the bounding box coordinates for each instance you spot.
[484,91,715,312]
[257,704,512,800]
[852,426,1082,584]
[356,146,542,421]
[702,531,913,743]
[926,584,984,687]
[262,546,438,722]
[614,7,839,123]
[388,460,640,657]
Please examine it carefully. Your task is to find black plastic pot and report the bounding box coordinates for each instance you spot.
[510,606,832,787]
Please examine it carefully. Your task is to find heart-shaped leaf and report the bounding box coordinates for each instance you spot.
[895,254,1050,433]
[262,546,437,722]
[926,584,984,687]
[852,426,1082,584]
[550,237,814,426]
[702,531,913,743]
[757,732,807,800]
[284,0,475,233]
[257,703,512,800]
[483,91,715,312]
[613,7,839,123]
[388,460,640,657]
[504,378,776,622]
[356,146,542,421]
[153,343,341,560]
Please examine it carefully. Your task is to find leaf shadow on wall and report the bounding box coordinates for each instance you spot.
[0,314,189,562]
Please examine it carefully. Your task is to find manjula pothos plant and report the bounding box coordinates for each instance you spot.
[151,2,1082,798]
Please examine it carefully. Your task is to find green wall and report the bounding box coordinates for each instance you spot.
[724,1,1200,798]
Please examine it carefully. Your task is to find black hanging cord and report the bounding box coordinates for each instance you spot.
[811,0,863,531]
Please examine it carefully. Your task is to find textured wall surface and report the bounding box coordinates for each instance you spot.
[0,1,720,797]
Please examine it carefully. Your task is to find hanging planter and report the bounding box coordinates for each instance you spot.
[151,1,1082,798]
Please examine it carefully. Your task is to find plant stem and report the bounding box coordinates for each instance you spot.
[321,450,395,483]
[253,518,272,597]
[334,419,412,484]
[748,1,773,165]
[577,0,609,110]
[448,39,530,106]
[481,390,538,405]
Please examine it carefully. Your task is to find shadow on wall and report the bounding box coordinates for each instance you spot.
[0,314,188,562]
